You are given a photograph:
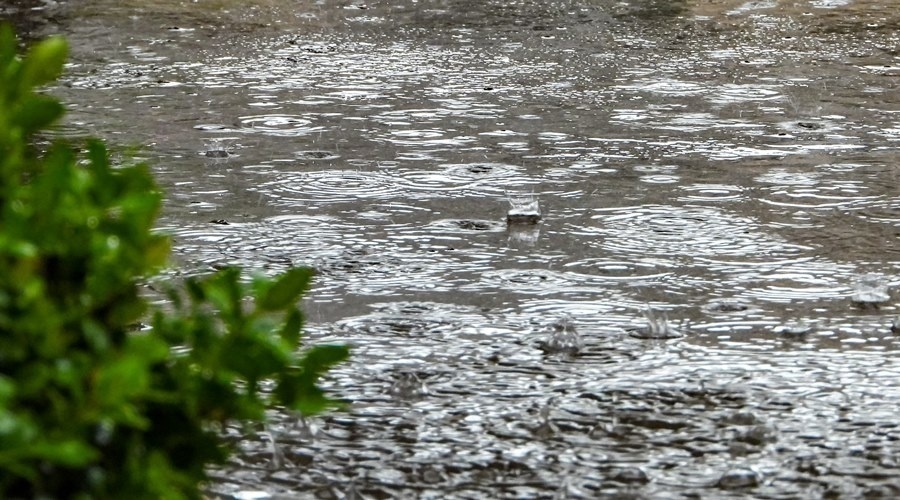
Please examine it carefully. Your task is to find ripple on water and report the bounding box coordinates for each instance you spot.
[708,83,781,105]
[255,164,541,205]
[442,162,523,179]
[162,214,346,274]
[470,268,612,297]
[294,150,340,160]
[755,168,883,211]
[238,114,321,137]
[314,244,468,295]
[74,5,900,498]
[400,162,538,197]
[383,129,478,148]
[617,78,706,96]
[591,205,804,259]
[426,218,506,233]
[254,170,405,205]
[326,301,501,374]
[678,183,747,203]
[335,302,472,338]
[777,119,846,135]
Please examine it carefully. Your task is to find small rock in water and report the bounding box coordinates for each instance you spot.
[628,308,683,339]
[892,317,900,334]
[851,273,890,306]
[716,467,761,489]
[506,192,542,225]
[540,315,583,355]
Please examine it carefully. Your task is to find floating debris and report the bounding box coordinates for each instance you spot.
[506,192,542,225]
[539,315,583,355]
[628,308,684,339]
[851,273,890,306]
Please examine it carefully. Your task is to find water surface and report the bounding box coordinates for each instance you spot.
[32,0,900,496]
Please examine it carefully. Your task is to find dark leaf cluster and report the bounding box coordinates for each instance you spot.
[0,26,348,498]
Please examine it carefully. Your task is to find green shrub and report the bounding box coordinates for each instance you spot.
[0,26,348,498]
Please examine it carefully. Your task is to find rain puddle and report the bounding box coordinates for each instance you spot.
[17,0,900,497]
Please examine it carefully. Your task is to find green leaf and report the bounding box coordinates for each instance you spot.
[0,376,14,404]
[0,25,16,71]
[20,36,67,89]
[33,439,98,467]
[220,334,289,382]
[12,95,64,134]
[302,344,350,375]
[275,344,349,414]
[258,267,315,311]
[205,267,242,315]
[93,355,152,427]
[279,308,303,346]
[0,27,349,498]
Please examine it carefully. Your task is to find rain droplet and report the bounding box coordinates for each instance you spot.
[507,191,542,225]
[540,315,583,355]
[851,273,890,306]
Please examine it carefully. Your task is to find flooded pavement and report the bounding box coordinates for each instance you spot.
[20,0,900,496]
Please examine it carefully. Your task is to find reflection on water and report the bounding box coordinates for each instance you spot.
[42,0,900,496]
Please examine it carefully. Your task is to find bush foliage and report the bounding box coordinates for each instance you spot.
[0,26,348,498]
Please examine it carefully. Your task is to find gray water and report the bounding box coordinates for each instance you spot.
[20,0,900,497]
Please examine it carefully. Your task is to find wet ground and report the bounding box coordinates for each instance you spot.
[13,0,900,497]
